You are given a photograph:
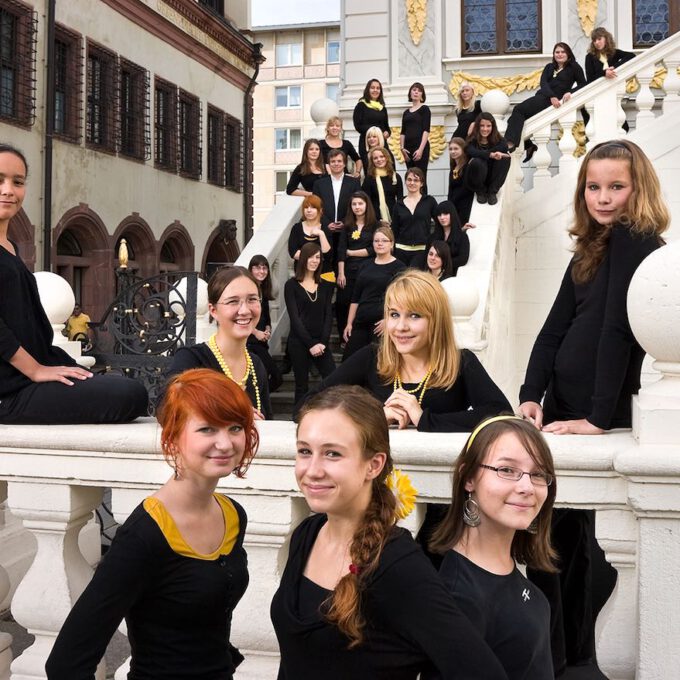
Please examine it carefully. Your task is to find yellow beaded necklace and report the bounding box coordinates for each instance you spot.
[393,367,432,405]
[207,333,262,414]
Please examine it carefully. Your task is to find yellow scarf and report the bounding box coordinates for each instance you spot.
[374,168,391,223]
[598,53,610,69]
[361,98,384,111]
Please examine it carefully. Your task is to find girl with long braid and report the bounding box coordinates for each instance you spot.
[271,385,508,679]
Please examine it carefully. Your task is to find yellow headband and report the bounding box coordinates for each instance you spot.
[465,415,524,452]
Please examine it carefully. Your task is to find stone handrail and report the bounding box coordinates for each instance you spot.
[234,195,303,355]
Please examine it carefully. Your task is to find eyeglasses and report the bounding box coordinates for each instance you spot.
[479,464,553,487]
[216,296,262,308]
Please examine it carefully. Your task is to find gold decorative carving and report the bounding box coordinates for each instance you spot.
[388,126,447,164]
[625,66,679,93]
[449,69,543,97]
[406,0,427,46]
[118,238,129,269]
[577,0,598,37]
[557,121,588,158]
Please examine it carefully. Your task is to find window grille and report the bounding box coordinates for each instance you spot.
[178,89,202,179]
[154,77,177,172]
[53,24,83,142]
[86,41,117,152]
[0,0,37,126]
[633,0,676,47]
[225,114,242,192]
[207,105,225,186]
[118,58,150,160]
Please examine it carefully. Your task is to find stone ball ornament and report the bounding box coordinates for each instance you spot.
[169,276,209,318]
[310,98,340,126]
[627,240,680,365]
[34,271,75,325]
[441,276,480,319]
[481,89,511,117]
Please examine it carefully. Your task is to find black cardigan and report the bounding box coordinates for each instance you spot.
[391,195,438,247]
[283,278,334,349]
[303,344,511,432]
[452,100,482,140]
[271,513,509,680]
[286,164,326,194]
[353,100,391,166]
[585,49,635,83]
[538,61,586,100]
[361,174,404,222]
[519,225,662,429]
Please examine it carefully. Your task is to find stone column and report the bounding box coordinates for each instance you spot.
[617,241,680,679]
[7,483,104,680]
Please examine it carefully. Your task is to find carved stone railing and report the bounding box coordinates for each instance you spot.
[234,195,303,355]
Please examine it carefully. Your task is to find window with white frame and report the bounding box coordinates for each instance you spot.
[275,85,301,108]
[275,128,301,150]
[326,83,339,103]
[327,41,340,63]
[275,171,290,193]
[275,43,302,66]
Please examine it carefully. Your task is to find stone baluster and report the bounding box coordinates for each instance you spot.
[584,101,595,142]
[7,482,105,680]
[634,64,657,127]
[440,277,480,350]
[0,483,11,680]
[617,241,680,679]
[557,108,578,174]
[530,125,552,186]
[616,82,628,135]
[662,59,680,112]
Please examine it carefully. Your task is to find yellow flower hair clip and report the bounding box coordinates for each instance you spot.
[386,468,418,520]
[351,229,360,240]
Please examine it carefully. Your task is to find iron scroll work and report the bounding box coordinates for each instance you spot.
[90,271,199,413]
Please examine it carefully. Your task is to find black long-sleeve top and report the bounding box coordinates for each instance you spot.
[271,513,509,680]
[166,343,273,420]
[391,195,438,247]
[466,137,509,160]
[353,100,391,166]
[285,164,326,194]
[287,221,333,259]
[0,242,77,398]
[351,258,407,324]
[306,344,511,432]
[585,49,635,83]
[452,100,482,140]
[519,225,662,430]
[337,225,375,278]
[318,139,360,166]
[247,297,271,348]
[448,164,474,225]
[284,278,333,349]
[46,495,248,680]
[430,223,470,276]
[538,61,586,99]
[361,174,404,222]
[437,551,553,680]
[401,105,431,153]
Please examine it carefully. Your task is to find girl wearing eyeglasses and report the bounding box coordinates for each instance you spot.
[428,415,556,680]
[166,266,272,420]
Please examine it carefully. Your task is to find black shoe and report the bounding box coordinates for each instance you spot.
[476,193,487,204]
[522,143,538,163]
[487,192,498,205]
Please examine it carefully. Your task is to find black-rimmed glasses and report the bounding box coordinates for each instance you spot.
[479,464,553,487]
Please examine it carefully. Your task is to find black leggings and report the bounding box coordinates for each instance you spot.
[287,336,335,408]
[0,373,148,424]
[467,156,511,195]
[505,93,551,149]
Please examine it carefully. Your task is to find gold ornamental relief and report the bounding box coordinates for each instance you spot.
[449,69,543,97]
[577,0,598,37]
[557,121,588,158]
[388,126,447,164]
[625,66,680,93]
[406,0,427,46]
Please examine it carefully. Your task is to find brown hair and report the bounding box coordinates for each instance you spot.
[449,136,469,174]
[0,143,29,175]
[588,27,616,59]
[296,242,322,283]
[361,79,385,105]
[299,138,323,175]
[429,417,557,571]
[377,270,460,389]
[367,147,398,184]
[405,167,426,194]
[248,254,273,300]
[570,139,669,283]
[207,266,260,306]
[468,112,503,147]
[427,240,453,278]
[408,81,426,102]
[344,191,378,231]
[327,148,347,165]
[158,368,259,478]
[296,385,395,647]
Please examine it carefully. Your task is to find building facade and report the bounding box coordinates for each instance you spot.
[1,0,260,321]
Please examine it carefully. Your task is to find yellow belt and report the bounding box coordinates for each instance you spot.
[395,243,426,251]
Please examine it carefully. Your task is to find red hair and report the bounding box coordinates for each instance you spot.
[158,368,259,478]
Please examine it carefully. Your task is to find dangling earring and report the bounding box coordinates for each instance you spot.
[168,444,181,480]
[463,493,481,527]
[526,518,538,535]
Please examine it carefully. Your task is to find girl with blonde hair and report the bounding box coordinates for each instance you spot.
[452,81,482,139]
[305,269,510,431]
[318,115,362,176]
[361,146,403,225]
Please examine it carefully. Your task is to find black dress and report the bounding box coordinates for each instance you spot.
[303,344,512,432]
[246,297,283,393]
[352,99,391,169]
[585,49,635,83]
[430,222,470,276]
[0,242,148,424]
[452,100,482,139]
[271,513,509,680]
[46,495,248,680]
[287,221,333,273]
[285,164,326,194]
[361,173,404,223]
[401,105,431,178]
[438,551,553,680]
[318,139,361,168]
[391,195,438,266]
[166,343,273,420]
[448,163,475,225]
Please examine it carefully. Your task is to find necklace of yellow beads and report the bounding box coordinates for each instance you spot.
[207,333,261,414]
[392,367,432,405]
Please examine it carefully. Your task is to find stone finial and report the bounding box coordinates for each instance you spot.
[169,276,211,343]
[441,277,480,348]
[34,272,75,332]
[309,98,340,139]
[480,89,511,117]
[118,237,129,269]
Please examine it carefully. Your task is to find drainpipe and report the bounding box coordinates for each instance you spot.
[43,0,56,270]
[243,42,264,244]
